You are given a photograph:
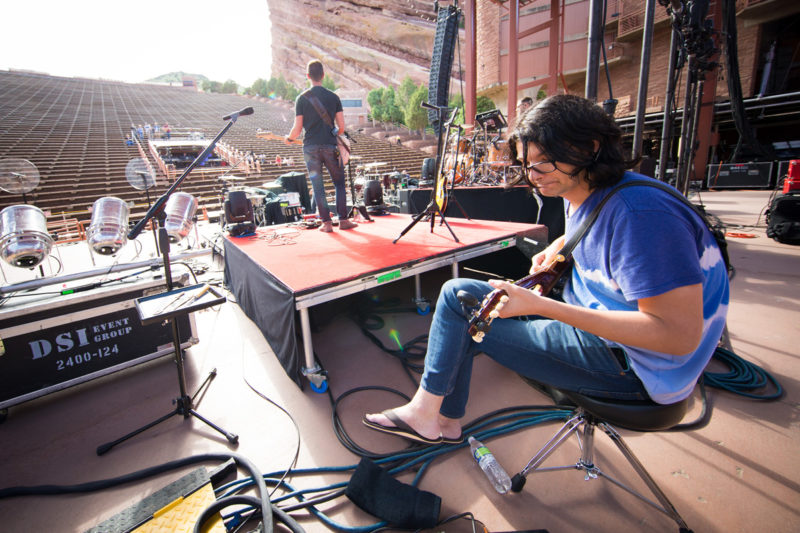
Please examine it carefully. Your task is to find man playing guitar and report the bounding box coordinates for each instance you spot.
[285,59,355,232]
[364,95,729,445]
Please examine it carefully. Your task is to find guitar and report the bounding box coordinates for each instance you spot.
[434,108,462,214]
[467,252,572,342]
[332,127,351,166]
[255,130,350,166]
[256,131,303,145]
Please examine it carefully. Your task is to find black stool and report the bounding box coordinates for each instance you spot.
[512,389,693,533]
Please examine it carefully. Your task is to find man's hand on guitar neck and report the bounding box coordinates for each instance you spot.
[530,235,566,273]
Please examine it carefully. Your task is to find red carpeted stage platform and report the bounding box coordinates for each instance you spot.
[223,214,547,389]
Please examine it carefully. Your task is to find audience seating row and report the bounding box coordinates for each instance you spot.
[0,71,430,228]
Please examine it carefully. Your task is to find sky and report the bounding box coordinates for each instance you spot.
[1,0,272,88]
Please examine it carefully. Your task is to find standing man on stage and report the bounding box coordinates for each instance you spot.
[285,59,356,232]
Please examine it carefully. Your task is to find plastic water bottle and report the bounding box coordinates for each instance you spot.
[468,436,512,494]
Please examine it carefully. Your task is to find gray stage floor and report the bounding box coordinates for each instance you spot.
[0,189,797,533]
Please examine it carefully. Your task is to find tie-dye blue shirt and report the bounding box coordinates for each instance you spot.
[562,172,730,404]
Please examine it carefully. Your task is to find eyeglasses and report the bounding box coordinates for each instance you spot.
[523,160,558,174]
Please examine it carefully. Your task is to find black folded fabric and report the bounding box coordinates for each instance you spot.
[345,457,441,529]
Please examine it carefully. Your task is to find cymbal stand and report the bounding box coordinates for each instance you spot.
[346,140,371,222]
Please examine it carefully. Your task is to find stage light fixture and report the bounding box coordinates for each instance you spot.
[0,205,53,268]
[164,192,198,243]
[87,196,129,255]
[224,190,256,236]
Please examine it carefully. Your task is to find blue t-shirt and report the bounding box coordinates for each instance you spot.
[562,172,730,404]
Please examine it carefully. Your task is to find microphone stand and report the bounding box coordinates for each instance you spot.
[97,113,243,455]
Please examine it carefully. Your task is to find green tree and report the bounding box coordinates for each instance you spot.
[275,75,289,99]
[476,95,496,114]
[221,80,239,94]
[202,80,223,93]
[322,75,337,91]
[381,87,404,125]
[285,84,300,102]
[397,76,417,112]
[367,87,385,123]
[406,85,429,138]
[248,78,268,96]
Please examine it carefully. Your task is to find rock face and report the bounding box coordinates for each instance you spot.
[267,0,440,90]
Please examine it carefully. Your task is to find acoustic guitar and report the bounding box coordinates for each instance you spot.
[467,253,572,342]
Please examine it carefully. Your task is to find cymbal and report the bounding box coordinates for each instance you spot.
[364,162,387,167]
[219,176,246,181]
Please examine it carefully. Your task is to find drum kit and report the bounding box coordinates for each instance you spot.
[438,109,523,188]
[0,157,202,280]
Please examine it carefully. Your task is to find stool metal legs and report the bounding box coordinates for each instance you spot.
[511,409,692,532]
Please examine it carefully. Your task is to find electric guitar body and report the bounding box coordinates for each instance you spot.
[467,253,572,342]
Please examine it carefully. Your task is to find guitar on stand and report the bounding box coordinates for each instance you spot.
[393,102,465,244]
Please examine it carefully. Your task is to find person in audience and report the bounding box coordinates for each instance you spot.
[285,59,355,232]
[517,96,534,114]
[364,94,730,444]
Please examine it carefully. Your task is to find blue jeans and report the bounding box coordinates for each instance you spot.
[303,144,347,222]
[421,278,649,419]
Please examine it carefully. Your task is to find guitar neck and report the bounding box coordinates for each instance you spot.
[256,132,302,145]
[515,254,571,295]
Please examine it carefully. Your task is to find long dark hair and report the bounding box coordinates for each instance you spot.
[508,94,637,190]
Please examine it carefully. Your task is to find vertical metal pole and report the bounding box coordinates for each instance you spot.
[633,0,656,160]
[465,0,477,129]
[508,1,519,122]
[657,26,680,181]
[675,56,696,193]
[683,78,705,195]
[584,0,604,101]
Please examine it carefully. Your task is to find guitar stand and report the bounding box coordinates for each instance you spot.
[394,102,466,244]
[96,225,237,456]
[393,194,460,243]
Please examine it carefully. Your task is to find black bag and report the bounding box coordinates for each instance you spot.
[766,192,800,244]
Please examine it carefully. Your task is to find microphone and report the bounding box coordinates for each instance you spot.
[222,107,254,121]
[343,131,357,144]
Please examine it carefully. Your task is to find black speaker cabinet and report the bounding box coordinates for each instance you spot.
[707,162,774,189]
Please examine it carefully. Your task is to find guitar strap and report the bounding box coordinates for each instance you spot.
[303,91,350,165]
[303,91,335,130]
[559,180,729,272]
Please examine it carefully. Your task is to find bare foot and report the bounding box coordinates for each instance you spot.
[439,415,463,441]
[365,405,441,442]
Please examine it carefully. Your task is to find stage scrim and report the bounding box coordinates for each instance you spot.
[223,214,547,387]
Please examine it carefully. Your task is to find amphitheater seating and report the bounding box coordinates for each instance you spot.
[0,71,430,229]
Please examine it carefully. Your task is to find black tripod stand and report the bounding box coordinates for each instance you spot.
[96,106,251,455]
[394,102,467,244]
[96,222,237,455]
